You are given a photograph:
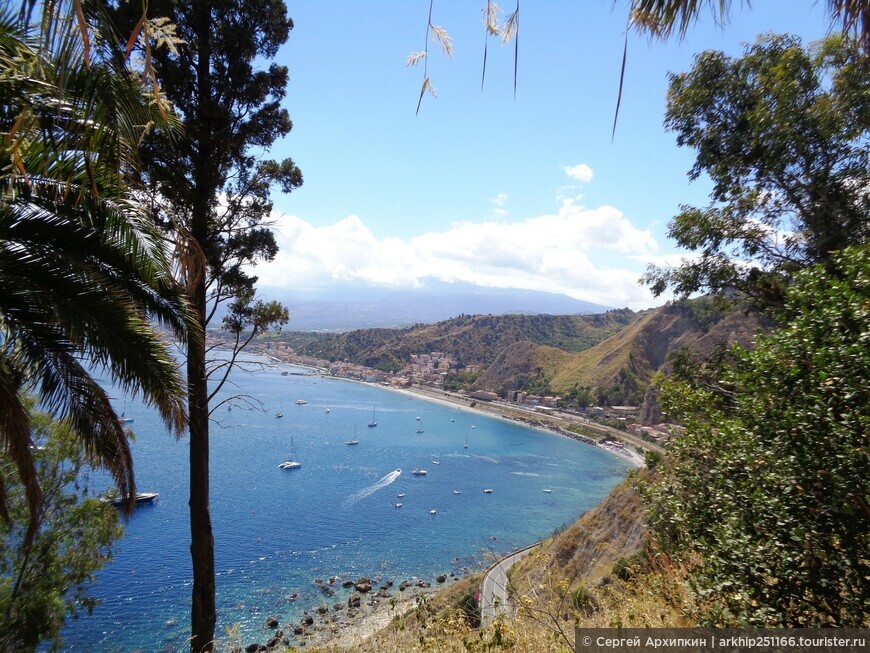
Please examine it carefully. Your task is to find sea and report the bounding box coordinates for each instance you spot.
[59,359,633,651]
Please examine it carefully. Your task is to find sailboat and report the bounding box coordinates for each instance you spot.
[278,434,301,469]
[416,418,424,434]
[463,433,468,449]
[367,406,377,428]
[119,400,133,424]
[346,427,359,445]
[276,396,284,418]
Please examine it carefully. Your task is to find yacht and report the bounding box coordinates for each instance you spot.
[412,469,427,476]
[295,399,307,405]
[108,492,158,507]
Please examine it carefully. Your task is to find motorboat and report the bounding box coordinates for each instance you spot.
[397,492,405,498]
[453,490,461,495]
[483,488,493,494]
[109,492,158,507]
[543,488,552,493]
[432,460,440,465]
[295,399,307,405]
[395,503,403,508]
[412,469,427,476]
[430,509,437,515]
[415,416,421,421]
[275,411,284,418]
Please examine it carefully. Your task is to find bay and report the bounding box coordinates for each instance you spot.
[60,360,632,651]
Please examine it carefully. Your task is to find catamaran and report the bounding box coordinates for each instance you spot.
[279,434,301,469]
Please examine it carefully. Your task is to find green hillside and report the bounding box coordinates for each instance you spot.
[287,310,638,371]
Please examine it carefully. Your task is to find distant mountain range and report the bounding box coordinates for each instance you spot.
[267,282,612,332]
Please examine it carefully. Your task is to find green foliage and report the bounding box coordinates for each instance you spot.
[0,410,123,651]
[456,588,481,628]
[643,450,662,470]
[645,34,870,309]
[570,585,598,616]
[522,370,551,396]
[0,0,191,541]
[646,247,870,626]
[442,369,482,391]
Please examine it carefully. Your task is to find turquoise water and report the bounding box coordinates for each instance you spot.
[60,362,631,651]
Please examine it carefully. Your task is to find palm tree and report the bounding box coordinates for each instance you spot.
[628,0,869,46]
[0,2,194,544]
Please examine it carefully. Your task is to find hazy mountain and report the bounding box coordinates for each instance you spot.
[270,282,612,331]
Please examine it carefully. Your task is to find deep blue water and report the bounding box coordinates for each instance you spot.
[60,361,631,651]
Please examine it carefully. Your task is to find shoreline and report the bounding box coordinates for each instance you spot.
[224,361,642,650]
[325,374,646,469]
[255,376,642,649]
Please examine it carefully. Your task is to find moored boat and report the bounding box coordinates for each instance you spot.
[108,492,159,507]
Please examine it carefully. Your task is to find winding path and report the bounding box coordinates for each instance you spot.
[480,543,540,628]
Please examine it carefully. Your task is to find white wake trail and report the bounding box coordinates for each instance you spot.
[345,469,402,506]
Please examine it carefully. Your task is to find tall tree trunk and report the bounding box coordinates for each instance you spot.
[187,299,214,652]
[189,3,216,651]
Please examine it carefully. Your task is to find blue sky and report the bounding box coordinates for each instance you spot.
[254,1,831,310]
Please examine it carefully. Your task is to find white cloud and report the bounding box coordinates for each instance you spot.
[257,203,662,310]
[563,163,594,183]
[490,193,508,217]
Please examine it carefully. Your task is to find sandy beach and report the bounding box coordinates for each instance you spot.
[336,377,647,468]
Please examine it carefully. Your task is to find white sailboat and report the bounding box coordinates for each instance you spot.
[368,406,377,428]
[119,400,133,424]
[416,418,424,434]
[346,427,359,445]
[279,434,301,469]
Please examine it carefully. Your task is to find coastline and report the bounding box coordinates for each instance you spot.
[219,360,642,650]
[254,376,642,649]
[324,374,646,469]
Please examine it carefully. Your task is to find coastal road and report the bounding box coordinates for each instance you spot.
[480,544,540,628]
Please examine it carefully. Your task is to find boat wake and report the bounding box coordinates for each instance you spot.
[345,469,402,506]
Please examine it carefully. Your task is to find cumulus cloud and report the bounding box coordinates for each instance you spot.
[563,163,594,183]
[256,203,661,309]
